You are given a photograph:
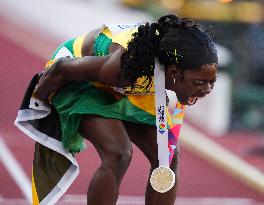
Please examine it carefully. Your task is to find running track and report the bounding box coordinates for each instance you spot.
[0,18,264,205]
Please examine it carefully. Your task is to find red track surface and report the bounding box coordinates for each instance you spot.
[1,21,264,204]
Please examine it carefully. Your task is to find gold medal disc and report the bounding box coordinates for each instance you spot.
[150,166,175,193]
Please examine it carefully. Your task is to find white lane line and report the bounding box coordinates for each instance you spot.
[0,196,261,205]
[62,195,145,204]
[0,136,32,203]
[176,197,255,205]
[61,195,260,205]
[0,199,29,205]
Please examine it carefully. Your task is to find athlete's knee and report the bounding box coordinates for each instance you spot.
[109,147,132,167]
[103,145,133,176]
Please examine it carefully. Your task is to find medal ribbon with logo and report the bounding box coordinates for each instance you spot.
[150,58,176,193]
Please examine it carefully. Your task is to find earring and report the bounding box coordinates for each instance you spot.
[173,77,176,85]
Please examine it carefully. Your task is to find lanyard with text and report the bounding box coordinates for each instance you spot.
[150,58,175,193]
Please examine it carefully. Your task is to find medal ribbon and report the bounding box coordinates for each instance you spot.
[154,58,170,167]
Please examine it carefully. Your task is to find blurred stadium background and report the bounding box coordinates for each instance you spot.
[0,0,264,204]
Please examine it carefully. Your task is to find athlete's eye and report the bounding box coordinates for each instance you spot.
[193,80,204,86]
[209,79,216,88]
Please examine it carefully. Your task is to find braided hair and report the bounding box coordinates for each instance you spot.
[120,14,218,87]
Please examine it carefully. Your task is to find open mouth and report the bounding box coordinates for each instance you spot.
[187,94,206,105]
[187,97,198,105]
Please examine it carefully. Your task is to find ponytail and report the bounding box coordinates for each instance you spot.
[120,22,161,87]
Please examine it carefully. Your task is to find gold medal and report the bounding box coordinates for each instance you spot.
[150,166,175,193]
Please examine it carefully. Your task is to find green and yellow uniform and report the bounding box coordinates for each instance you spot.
[15,24,185,205]
[49,24,157,153]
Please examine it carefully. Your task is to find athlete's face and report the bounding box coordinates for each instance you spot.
[166,63,218,105]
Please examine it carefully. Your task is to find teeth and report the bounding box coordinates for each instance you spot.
[188,97,198,105]
[188,97,195,104]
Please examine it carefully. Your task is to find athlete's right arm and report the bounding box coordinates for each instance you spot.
[33,46,126,102]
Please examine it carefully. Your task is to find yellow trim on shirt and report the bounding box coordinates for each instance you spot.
[73,34,86,57]
[112,28,138,48]
[102,27,113,39]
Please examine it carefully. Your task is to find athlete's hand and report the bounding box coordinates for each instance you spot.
[33,58,69,103]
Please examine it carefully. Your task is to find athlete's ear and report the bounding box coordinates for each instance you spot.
[166,65,182,81]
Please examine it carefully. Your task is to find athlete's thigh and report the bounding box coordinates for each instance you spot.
[124,121,179,169]
[123,122,158,166]
[79,115,132,159]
